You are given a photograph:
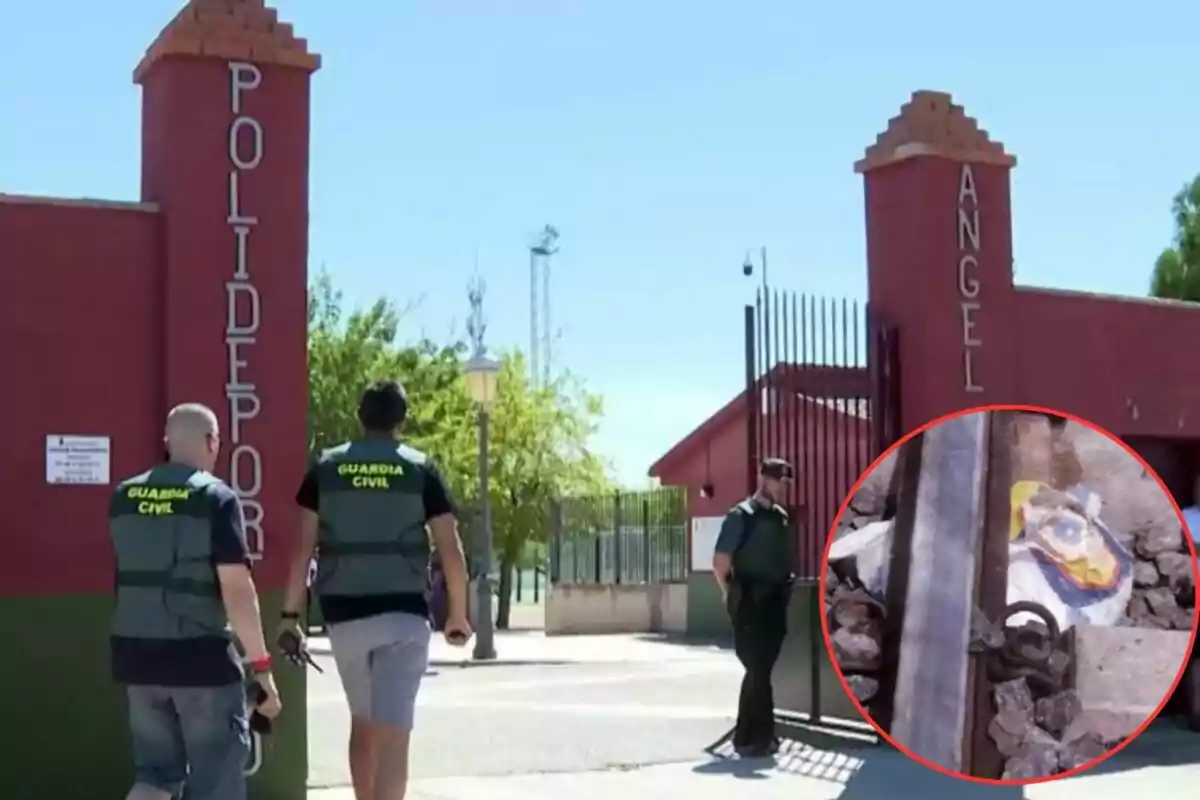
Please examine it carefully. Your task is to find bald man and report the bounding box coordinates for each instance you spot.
[108,403,281,800]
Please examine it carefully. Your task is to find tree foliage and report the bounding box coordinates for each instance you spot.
[1150,176,1200,301]
[483,353,609,625]
[306,271,611,626]
[307,271,477,493]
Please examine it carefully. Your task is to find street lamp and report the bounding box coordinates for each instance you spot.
[742,245,769,293]
[465,352,500,661]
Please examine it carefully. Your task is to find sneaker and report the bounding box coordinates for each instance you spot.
[736,742,772,758]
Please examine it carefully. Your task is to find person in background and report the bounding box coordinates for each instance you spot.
[277,380,472,800]
[110,403,280,800]
[1182,473,1200,545]
[711,458,796,757]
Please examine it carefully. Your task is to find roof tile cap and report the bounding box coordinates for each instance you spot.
[855,91,1015,174]
[133,0,320,84]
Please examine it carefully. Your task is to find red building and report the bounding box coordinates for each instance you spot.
[0,2,317,796]
[650,387,870,522]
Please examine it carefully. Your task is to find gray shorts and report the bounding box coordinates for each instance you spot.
[327,611,431,729]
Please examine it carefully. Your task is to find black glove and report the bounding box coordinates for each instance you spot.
[248,684,272,735]
[277,629,323,673]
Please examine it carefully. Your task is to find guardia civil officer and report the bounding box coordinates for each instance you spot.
[712,457,797,757]
[278,380,472,800]
[110,403,280,800]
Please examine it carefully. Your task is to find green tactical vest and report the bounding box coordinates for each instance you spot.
[109,464,231,640]
[313,439,430,597]
[730,499,794,584]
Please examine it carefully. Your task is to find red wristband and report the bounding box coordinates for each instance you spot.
[248,654,271,674]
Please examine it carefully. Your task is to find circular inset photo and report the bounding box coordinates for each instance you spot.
[821,404,1199,785]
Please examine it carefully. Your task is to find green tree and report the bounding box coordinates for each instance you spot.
[306,270,477,490]
[485,353,610,627]
[1150,176,1200,301]
[306,271,614,627]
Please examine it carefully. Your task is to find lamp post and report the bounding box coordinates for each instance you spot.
[464,352,500,661]
[742,246,768,289]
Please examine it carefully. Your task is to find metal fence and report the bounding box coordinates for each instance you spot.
[550,486,688,584]
[745,290,901,578]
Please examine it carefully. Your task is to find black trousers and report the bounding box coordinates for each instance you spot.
[728,582,789,747]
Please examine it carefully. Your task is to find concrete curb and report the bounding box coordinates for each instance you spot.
[308,645,578,668]
[428,658,575,668]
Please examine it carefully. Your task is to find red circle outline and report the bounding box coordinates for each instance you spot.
[817,402,1200,786]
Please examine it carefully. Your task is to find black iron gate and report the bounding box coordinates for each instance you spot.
[744,288,901,725]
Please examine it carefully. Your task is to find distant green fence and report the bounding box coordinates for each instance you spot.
[550,487,688,584]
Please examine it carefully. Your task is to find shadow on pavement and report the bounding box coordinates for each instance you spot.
[692,756,776,781]
[693,729,776,781]
[697,723,1024,799]
[633,632,734,652]
[695,716,1199,797]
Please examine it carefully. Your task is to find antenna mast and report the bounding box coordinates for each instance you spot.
[528,224,560,388]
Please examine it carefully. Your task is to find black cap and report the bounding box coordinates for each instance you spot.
[357,380,409,431]
[760,458,794,480]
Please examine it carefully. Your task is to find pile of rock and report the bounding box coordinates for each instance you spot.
[1123,522,1195,630]
[989,675,1119,780]
[825,450,897,707]
[826,571,885,704]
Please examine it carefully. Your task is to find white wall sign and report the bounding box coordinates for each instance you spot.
[227,61,266,560]
[46,435,111,485]
[690,516,725,572]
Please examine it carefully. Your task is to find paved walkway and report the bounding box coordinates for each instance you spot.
[304,627,1200,799]
[306,718,1199,799]
[309,758,1199,800]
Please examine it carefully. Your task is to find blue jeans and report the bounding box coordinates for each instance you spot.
[126,683,249,800]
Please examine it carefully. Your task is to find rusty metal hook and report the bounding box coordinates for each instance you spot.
[970,601,1068,695]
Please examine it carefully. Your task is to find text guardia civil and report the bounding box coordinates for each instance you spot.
[226,62,265,559]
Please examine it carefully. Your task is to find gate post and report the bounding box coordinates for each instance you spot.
[743,303,759,494]
[641,499,652,583]
[613,490,623,584]
[133,4,319,798]
[858,91,1018,430]
[549,499,563,583]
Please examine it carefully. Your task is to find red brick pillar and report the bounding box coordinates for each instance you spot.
[135,0,319,587]
[857,91,1019,431]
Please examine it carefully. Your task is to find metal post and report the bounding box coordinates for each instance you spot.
[760,245,768,293]
[472,409,497,661]
[543,251,551,388]
[744,304,758,495]
[613,490,623,584]
[888,412,989,771]
[529,250,539,388]
[641,499,651,583]
[549,501,562,583]
[593,534,602,583]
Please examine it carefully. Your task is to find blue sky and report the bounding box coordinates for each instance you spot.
[3,1,1198,485]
